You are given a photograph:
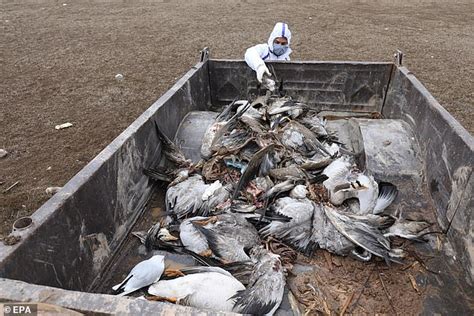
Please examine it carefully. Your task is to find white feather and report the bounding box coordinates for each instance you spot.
[148,272,245,312]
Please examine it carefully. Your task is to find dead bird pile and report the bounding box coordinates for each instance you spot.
[113,93,431,314]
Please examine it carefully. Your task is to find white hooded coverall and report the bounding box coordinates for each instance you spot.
[244,22,292,72]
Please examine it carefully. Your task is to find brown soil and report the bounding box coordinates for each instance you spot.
[1,0,473,239]
[288,248,427,315]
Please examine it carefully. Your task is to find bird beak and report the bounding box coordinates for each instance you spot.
[158,228,179,241]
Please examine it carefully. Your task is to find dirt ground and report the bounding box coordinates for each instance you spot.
[1,0,473,239]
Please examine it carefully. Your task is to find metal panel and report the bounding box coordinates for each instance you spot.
[209,60,393,113]
[383,66,474,286]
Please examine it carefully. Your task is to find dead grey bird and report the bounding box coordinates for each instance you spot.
[131,221,179,250]
[192,212,261,263]
[112,255,165,296]
[269,165,307,181]
[144,167,190,187]
[259,185,315,253]
[260,179,297,200]
[232,246,286,316]
[299,114,328,138]
[323,203,404,264]
[211,128,254,156]
[233,144,275,200]
[279,120,331,157]
[201,100,251,159]
[166,175,228,219]
[383,218,432,241]
[148,266,245,312]
[179,216,210,256]
[154,122,192,168]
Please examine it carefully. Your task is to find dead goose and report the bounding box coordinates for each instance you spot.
[112,255,165,296]
[148,266,245,312]
[232,246,286,316]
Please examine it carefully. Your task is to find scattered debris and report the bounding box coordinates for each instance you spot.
[0,148,7,158]
[3,181,19,193]
[408,273,421,294]
[115,73,124,82]
[1,235,21,246]
[45,186,62,195]
[383,140,392,146]
[55,122,73,130]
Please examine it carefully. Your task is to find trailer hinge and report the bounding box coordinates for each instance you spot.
[200,47,210,62]
[394,49,403,67]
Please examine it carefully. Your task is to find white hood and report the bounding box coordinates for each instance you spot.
[267,22,292,52]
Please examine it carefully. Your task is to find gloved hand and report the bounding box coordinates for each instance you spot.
[256,64,271,83]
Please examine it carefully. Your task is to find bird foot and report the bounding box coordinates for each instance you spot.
[164,268,185,277]
[199,249,213,257]
[192,216,218,226]
[146,295,178,304]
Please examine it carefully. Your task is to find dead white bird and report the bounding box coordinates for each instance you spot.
[329,173,398,215]
[148,266,245,312]
[112,255,165,296]
[321,155,355,190]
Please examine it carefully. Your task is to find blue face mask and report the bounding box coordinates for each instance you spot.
[273,43,288,56]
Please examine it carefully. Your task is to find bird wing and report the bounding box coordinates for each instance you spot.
[323,204,403,264]
[154,121,190,167]
[373,182,398,214]
[233,144,275,199]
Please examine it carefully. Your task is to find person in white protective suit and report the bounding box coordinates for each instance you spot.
[244,22,292,83]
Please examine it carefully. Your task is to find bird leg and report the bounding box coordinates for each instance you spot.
[192,216,218,226]
[198,249,213,257]
[146,295,178,304]
[164,268,185,277]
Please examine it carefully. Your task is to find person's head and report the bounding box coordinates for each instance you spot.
[268,22,291,56]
